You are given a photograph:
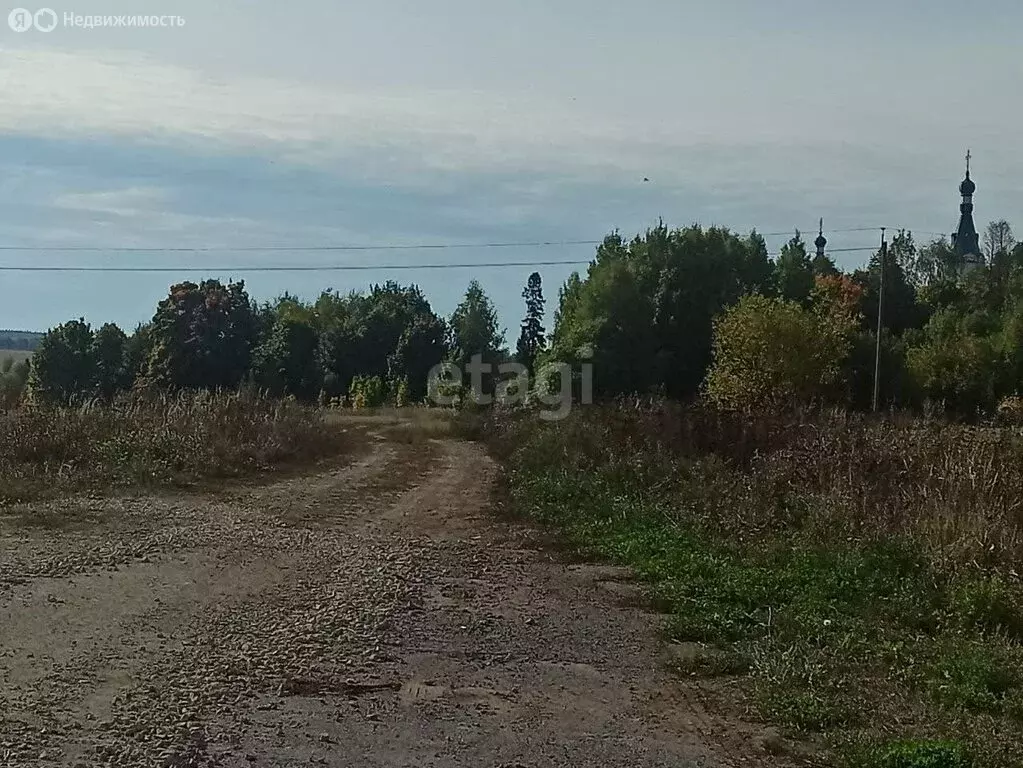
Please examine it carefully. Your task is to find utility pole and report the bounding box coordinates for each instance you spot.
[872,227,887,413]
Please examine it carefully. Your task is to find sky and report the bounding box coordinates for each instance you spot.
[1,0,1022,336]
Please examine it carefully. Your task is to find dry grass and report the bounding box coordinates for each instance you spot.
[492,402,1023,573]
[325,406,458,441]
[0,391,350,504]
[0,349,32,365]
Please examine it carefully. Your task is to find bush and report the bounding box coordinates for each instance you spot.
[392,377,410,408]
[349,375,387,408]
[705,294,853,410]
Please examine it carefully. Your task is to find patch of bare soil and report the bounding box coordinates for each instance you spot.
[1,432,781,767]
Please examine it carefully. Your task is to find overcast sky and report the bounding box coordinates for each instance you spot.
[1,0,1021,334]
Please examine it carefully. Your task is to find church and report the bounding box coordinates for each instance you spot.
[813,152,985,271]
[952,151,982,269]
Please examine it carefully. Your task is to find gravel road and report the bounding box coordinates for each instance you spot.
[1,430,775,768]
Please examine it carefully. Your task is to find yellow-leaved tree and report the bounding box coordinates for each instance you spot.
[704,277,861,411]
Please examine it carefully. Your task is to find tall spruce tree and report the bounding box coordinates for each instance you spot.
[516,272,546,372]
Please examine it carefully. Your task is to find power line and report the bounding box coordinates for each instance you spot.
[759,227,886,237]
[0,259,596,273]
[0,246,883,273]
[0,240,603,253]
[907,230,950,238]
[0,227,937,253]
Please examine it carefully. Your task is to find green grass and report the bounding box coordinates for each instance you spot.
[491,405,1023,768]
[854,740,973,768]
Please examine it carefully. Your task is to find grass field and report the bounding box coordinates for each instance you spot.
[0,349,31,365]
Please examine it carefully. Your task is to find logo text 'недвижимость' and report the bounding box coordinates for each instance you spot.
[8,8,185,32]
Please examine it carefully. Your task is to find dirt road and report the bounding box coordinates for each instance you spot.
[1,429,771,767]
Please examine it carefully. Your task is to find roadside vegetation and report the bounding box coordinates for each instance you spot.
[488,403,1023,768]
[0,353,32,408]
[0,392,348,504]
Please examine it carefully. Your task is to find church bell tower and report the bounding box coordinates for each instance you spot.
[952,150,982,271]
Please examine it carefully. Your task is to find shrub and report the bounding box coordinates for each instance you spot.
[705,295,853,411]
[392,377,411,408]
[349,375,387,408]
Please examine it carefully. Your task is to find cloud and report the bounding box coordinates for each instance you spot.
[0,47,620,174]
[3,42,1019,217]
[1,30,1021,335]
[0,45,923,186]
[53,186,170,216]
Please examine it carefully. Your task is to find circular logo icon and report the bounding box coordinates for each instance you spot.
[8,7,34,31]
[34,7,58,32]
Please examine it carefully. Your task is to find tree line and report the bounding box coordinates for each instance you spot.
[11,216,1023,417]
[11,278,531,408]
[542,218,1023,416]
[0,332,41,351]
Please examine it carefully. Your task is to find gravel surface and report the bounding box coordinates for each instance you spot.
[1,432,778,768]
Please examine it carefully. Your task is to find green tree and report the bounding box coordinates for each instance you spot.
[853,233,924,336]
[515,272,546,373]
[811,251,839,279]
[775,231,814,303]
[315,283,447,401]
[918,279,965,314]
[0,358,31,408]
[449,280,505,401]
[905,310,1002,415]
[252,315,321,399]
[844,329,911,410]
[911,238,961,287]
[123,324,153,390]
[91,323,130,400]
[994,300,1023,396]
[548,234,652,394]
[553,272,584,333]
[450,280,504,366]
[349,374,387,408]
[548,225,774,398]
[960,266,1002,315]
[144,280,256,391]
[387,313,447,401]
[27,319,96,404]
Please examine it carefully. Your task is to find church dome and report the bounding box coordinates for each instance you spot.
[960,173,976,196]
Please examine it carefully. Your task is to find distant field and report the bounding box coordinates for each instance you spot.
[0,349,32,364]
